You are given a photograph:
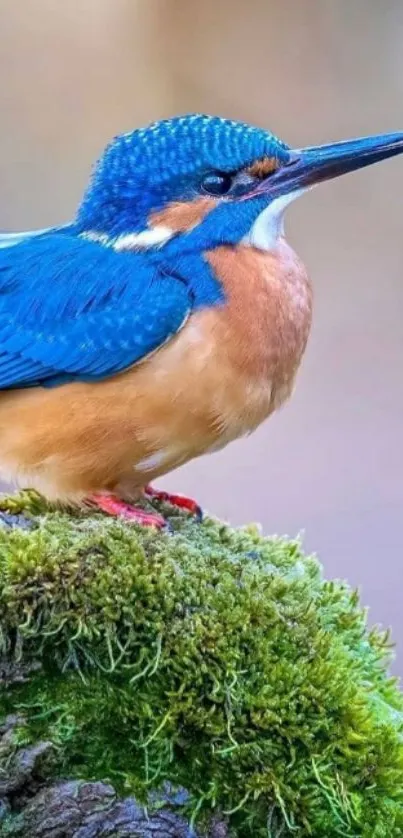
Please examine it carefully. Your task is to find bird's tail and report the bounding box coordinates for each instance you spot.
[0,224,71,250]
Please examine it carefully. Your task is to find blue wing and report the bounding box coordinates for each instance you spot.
[0,229,193,388]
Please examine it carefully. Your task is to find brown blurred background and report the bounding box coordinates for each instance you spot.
[0,1,402,669]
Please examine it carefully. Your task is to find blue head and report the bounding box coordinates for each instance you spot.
[76,114,291,251]
[76,114,403,254]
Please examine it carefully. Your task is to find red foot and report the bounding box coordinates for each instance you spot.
[144,485,203,521]
[89,493,169,531]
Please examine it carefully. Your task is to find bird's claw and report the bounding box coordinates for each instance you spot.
[144,486,203,521]
[89,494,172,532]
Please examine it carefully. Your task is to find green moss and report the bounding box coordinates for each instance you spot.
[0,491,402,836]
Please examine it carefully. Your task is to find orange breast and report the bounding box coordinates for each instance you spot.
[0,240,312,501]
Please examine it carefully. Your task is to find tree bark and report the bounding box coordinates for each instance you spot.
[0,714,229,838]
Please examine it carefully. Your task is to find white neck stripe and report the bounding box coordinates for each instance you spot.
[81,225,174,251]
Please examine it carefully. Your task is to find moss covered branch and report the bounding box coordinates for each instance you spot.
[0,492,402,837]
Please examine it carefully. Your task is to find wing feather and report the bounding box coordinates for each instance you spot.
[0,230,192,388]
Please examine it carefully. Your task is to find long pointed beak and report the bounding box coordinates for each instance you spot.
[263,132,403,198]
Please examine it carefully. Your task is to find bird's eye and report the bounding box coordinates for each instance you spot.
[200,171,233,196]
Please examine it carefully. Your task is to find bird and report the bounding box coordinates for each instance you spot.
[0,113,402,530]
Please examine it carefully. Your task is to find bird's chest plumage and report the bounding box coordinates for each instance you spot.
[0,241,312,498]
[133,241,312,464]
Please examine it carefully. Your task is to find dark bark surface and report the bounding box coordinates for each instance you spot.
[0,715,229,838]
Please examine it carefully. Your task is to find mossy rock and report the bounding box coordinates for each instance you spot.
[0,491,402,837]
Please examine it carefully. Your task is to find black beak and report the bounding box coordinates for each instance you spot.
[262,132,403,198]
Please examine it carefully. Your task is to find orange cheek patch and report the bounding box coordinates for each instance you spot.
[150,197,217,232]
[246,156,279,179]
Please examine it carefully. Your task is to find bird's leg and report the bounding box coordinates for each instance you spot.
[89,493,169,531]
[87,483,202,531]
[143,485,203,521]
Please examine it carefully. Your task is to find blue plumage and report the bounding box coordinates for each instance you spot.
[76,114,290,235]
[0,230,224,388]
[0,113,290,390]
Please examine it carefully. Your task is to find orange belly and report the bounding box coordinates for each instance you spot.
[0,242,312,502]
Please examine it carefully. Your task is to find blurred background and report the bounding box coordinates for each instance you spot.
[0,0,402,669]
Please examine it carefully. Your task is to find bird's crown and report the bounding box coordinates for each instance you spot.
[76,114,290,236]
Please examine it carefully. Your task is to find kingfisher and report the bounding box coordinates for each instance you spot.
[0,114,402,530]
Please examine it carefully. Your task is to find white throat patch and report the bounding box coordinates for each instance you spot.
[242,189,305,251]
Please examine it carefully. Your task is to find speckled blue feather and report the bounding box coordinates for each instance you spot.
[0,230,223,388]
[77,114,290,235]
